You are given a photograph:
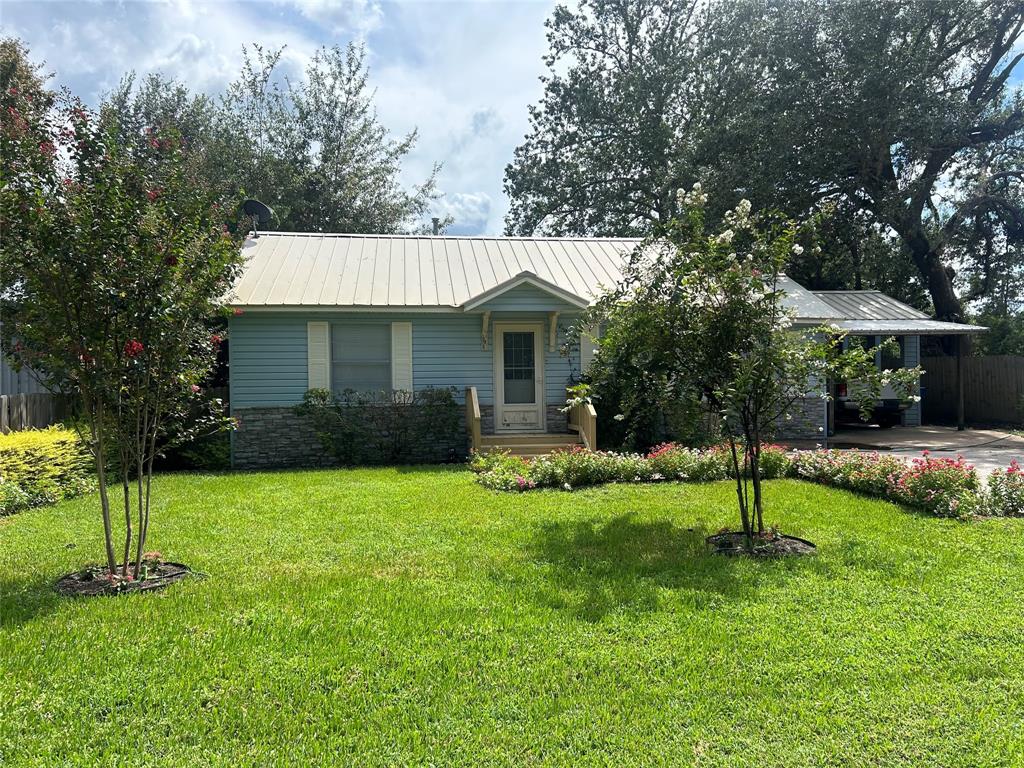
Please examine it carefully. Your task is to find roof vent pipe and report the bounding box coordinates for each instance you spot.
[432,217,441,236]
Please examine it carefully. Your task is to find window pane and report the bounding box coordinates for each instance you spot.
[331,323,391,392]
[503,332,535,404]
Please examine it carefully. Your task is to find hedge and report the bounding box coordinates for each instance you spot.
[0,427,93,515]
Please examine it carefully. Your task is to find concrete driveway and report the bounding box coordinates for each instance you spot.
[829,425,1023,478]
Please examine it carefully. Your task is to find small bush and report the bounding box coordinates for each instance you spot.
[887,452,980,517]
[0,427,93,515]
[985,461,1024,517]
[297,387,461,465]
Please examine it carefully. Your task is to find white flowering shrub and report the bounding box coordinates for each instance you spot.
[573,190,920,549]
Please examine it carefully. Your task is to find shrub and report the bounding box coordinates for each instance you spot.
[985,461,1024,517]
[473,442,1013,521]
[647,442,730,482]
[887,452,980,518]
[297,387,461,465]
[0,427,93,515]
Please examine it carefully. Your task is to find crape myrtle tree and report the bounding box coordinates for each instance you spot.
[0,68,243,581]
[581,189,920,548]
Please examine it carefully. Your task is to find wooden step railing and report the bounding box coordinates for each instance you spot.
[567,391,597,450]
[465,386,482,453]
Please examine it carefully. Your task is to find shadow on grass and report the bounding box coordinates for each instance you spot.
[0,573,63,629]
[529,513,817,621]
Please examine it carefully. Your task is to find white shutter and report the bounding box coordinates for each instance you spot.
[391,322,413,392]
[580,324,600,374]
[307,321,330,391]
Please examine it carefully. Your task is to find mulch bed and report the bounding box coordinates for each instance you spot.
[54,562,194,597]
[707,531,816,557]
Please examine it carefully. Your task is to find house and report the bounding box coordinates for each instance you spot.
[226,233,983,468]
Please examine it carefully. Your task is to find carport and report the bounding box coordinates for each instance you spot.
[811,291,987,432]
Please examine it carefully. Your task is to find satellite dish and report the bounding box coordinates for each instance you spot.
[242,199,275,237]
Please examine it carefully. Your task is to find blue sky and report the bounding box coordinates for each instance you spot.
[1,0,558,235]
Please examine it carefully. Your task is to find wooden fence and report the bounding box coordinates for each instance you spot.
[0,393,67,433]
[922,355,1024,426]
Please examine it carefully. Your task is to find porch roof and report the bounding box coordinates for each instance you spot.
[811,291,986,335]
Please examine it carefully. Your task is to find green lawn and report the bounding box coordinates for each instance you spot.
[2,468,1023,766]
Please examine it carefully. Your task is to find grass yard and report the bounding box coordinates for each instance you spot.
[2,468,1023,766]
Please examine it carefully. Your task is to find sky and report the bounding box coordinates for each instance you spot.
[0,0,558,235]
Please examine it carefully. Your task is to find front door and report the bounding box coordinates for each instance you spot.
[494,323,545,432]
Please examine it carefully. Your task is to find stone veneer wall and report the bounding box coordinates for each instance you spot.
[545,405,569,434]
[232,406,468,469]
[773,396,827,440]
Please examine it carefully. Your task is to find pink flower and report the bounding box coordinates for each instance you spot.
[146,188,161,201]
[191,384,201,393]
[123,339,144,358]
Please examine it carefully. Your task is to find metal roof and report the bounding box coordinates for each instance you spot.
[229,233,636,309]
[229,234,972,331]
[828,319,985,335]
[813,291,985,335]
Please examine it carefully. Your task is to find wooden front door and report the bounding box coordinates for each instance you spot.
[494,323,545,432]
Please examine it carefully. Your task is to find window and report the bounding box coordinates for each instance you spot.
[331,323,391,392]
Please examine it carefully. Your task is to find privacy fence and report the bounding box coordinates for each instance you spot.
[0,393,69,433]
[922,355,1024,426]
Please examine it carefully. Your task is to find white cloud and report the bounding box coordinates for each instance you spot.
[282,0,384,36]
[435,191,492,235]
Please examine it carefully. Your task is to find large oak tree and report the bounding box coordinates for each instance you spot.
[505,0,1024,321]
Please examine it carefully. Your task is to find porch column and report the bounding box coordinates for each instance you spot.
[956,335,965,431]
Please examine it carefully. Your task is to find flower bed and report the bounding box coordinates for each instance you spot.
[471,443,1022,519]
[0,427,93,515]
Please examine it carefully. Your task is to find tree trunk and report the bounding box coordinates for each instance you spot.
[902,226,964,322]
[94,425,118,576]
[121,470,132,579]
[728,438,753,549]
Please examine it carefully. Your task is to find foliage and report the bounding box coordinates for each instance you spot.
[505,0,1024,322]
[0,43,244,580]
[581,193,919,546]
[472,442,790,492]
[791,450,980,519]
[972,312,1024,356]
[297,387,461,465]
[156,431,232,472]
[105,43,447,235]
[473,443,1011,520]
[0,427,93,515]
[472,443,1016,519]
[984,460,1024,517]
[504,0,725,236]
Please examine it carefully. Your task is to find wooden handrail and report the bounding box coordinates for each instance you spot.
[465,386,482,453]
[566,388,597,450]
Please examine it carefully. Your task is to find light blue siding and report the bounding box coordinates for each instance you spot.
[472,283,582,313]
[903,334,922,426]
[229,314,310,407]
[229,311,583,410]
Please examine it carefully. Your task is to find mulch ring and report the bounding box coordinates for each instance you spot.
[707,531,816,557]
[54,562,195,597]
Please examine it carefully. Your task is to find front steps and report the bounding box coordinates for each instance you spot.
[478,432,584,458]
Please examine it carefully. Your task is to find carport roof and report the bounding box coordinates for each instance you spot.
[811,291,986,335]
